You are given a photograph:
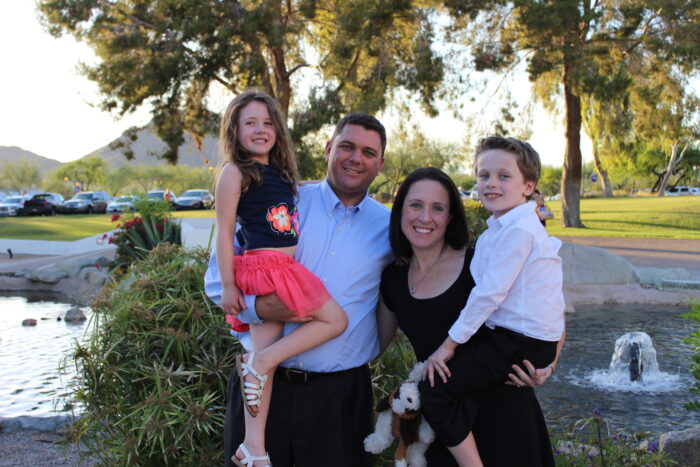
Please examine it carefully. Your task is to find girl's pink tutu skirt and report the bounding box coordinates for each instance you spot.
[228,250,332,332]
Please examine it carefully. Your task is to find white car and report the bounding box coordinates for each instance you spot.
[691,187,700,196]
[665,186,694,196]
[0,195,30,216]
[107,195,138,213]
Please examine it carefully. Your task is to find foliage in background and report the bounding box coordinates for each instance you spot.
[0,160,41,195]
[109,200,181,270]
[60,244,237,465]
[39,0,445,176]
[463,199,489,248]
[552,409,673,466]
[53,156,107,192]
[682,300,700,410]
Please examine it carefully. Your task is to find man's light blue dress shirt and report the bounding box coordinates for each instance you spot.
[204,180,392,372]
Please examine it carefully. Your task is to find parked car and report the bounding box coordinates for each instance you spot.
[147,189,177,205]
[691,187,700,196]
[665,185,694,196]
[63,191,111,214]
[106,195,139,213]
[175,189,214,210]
[0,195,30,217]
[22,193,65,216]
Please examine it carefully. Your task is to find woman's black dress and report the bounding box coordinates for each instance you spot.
[380,249,555,466]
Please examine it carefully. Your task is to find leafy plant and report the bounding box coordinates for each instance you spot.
[463,199,490,248]
[552,409,674,466]
[682,299,700,410]
[108,208,182,270]
[59,244,237,465]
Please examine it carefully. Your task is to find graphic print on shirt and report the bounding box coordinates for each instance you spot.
[266,203,299,237]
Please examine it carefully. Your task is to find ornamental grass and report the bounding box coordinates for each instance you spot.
[59,243,237,465]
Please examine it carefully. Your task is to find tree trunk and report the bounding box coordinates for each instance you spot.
[561,64,585,227]
[657,142,687,197]
[592,145,613,197]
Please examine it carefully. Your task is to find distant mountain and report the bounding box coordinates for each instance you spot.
[0,146,62,176]
[85,123,219,169]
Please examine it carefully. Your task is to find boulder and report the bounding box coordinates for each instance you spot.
[635,267,691,288]
[558,244,638,286]
[21,319,37,326]
[64,307,87,322]
[659,426,700,466]
[25,267,69,284]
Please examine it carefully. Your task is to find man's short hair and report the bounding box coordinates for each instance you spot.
[332,113,387,158]
[475,136,541,183]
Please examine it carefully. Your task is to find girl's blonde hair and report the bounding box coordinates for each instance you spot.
[216,89,297,194]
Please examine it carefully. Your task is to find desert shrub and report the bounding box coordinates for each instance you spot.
[463,199,490,248]
[109,206,182,270]
[60,244,237,465]
[552,409,674,466]
[683,299,700,410]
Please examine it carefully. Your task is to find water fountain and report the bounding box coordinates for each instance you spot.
[607,332,659,384]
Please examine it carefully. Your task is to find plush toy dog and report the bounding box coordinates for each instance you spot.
[364,362,435,467]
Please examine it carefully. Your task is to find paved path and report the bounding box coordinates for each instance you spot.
[561,236,700,280]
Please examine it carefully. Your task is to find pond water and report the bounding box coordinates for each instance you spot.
[537,303,700,435]
[0,293,91,418]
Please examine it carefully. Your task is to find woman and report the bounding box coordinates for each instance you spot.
[377,167,561,466]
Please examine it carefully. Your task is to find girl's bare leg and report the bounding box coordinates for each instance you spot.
[235,299,347,466]
[236,320,283,466]
[447,432,484,467]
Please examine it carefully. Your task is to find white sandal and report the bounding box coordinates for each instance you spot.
[235,351,268,418]
[231,443,271,467]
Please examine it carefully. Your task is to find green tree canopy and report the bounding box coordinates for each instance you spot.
[55,156,107,191]
[0,161,41,195]
[39,0,445,176]
[443,0,700,226]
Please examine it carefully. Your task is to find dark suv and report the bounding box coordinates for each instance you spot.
[22,193,65,216]
[63,191,111,214]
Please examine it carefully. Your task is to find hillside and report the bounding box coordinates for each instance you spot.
[0,146,62,176]
[84,123,219,169]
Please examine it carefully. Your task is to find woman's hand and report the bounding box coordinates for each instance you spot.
[423,338,458,387]
[507,360,554,388]
[221,284,246,318]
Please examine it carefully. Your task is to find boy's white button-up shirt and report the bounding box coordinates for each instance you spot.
[448,201,565,344]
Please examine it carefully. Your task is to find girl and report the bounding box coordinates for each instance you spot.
[215,90,348,467]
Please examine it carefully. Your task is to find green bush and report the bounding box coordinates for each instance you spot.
[682,299,700,410]
[60,244,237,465]
[109,205,182,271]
[463,199,490,248]
[552,410,674,466]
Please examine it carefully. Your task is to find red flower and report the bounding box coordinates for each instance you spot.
[108,236,114,244]
[102,233,108,239]
[156,223,164,232]
[266,204,292,233]
[111,214,121,222]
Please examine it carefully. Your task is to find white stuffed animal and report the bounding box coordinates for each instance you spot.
[364,362,435,467]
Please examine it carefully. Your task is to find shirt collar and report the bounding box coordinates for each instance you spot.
[486,200,536,229]
[320,178,368,215]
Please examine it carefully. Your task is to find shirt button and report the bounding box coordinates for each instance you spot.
[338,226,343,231]
[324,278,328,282]
[331,251,336,256]
[299,362,304,368]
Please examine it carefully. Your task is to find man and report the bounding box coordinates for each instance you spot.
[206,113,392,466]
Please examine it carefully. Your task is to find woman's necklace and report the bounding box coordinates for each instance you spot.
[408,248,445,296]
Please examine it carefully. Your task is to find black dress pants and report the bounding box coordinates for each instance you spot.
[224,365,373,467]
[419,326,557,448]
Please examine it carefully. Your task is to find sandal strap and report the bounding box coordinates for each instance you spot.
[240,352,268,409]
[236,444,271,466]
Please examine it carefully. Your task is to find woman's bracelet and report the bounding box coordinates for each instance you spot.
[546,364,555,378]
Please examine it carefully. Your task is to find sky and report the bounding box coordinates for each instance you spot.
[0,2,583,167]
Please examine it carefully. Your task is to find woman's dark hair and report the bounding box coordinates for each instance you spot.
[389,167,469,265]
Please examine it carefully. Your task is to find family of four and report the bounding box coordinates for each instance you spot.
[205,89,565,467]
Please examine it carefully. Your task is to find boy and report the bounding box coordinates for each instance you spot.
[420,136,565,465]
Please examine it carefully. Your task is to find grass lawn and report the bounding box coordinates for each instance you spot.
[543,196,700,239]
[0,209,214,241]
[0,197,697,241]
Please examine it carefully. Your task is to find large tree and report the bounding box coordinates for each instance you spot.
[55,156,108,191]
[39,0,444,175]
[0,161,41,195]
[443,0,700,226]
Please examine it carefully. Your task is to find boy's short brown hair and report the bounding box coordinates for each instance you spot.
[474,136,541,183]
